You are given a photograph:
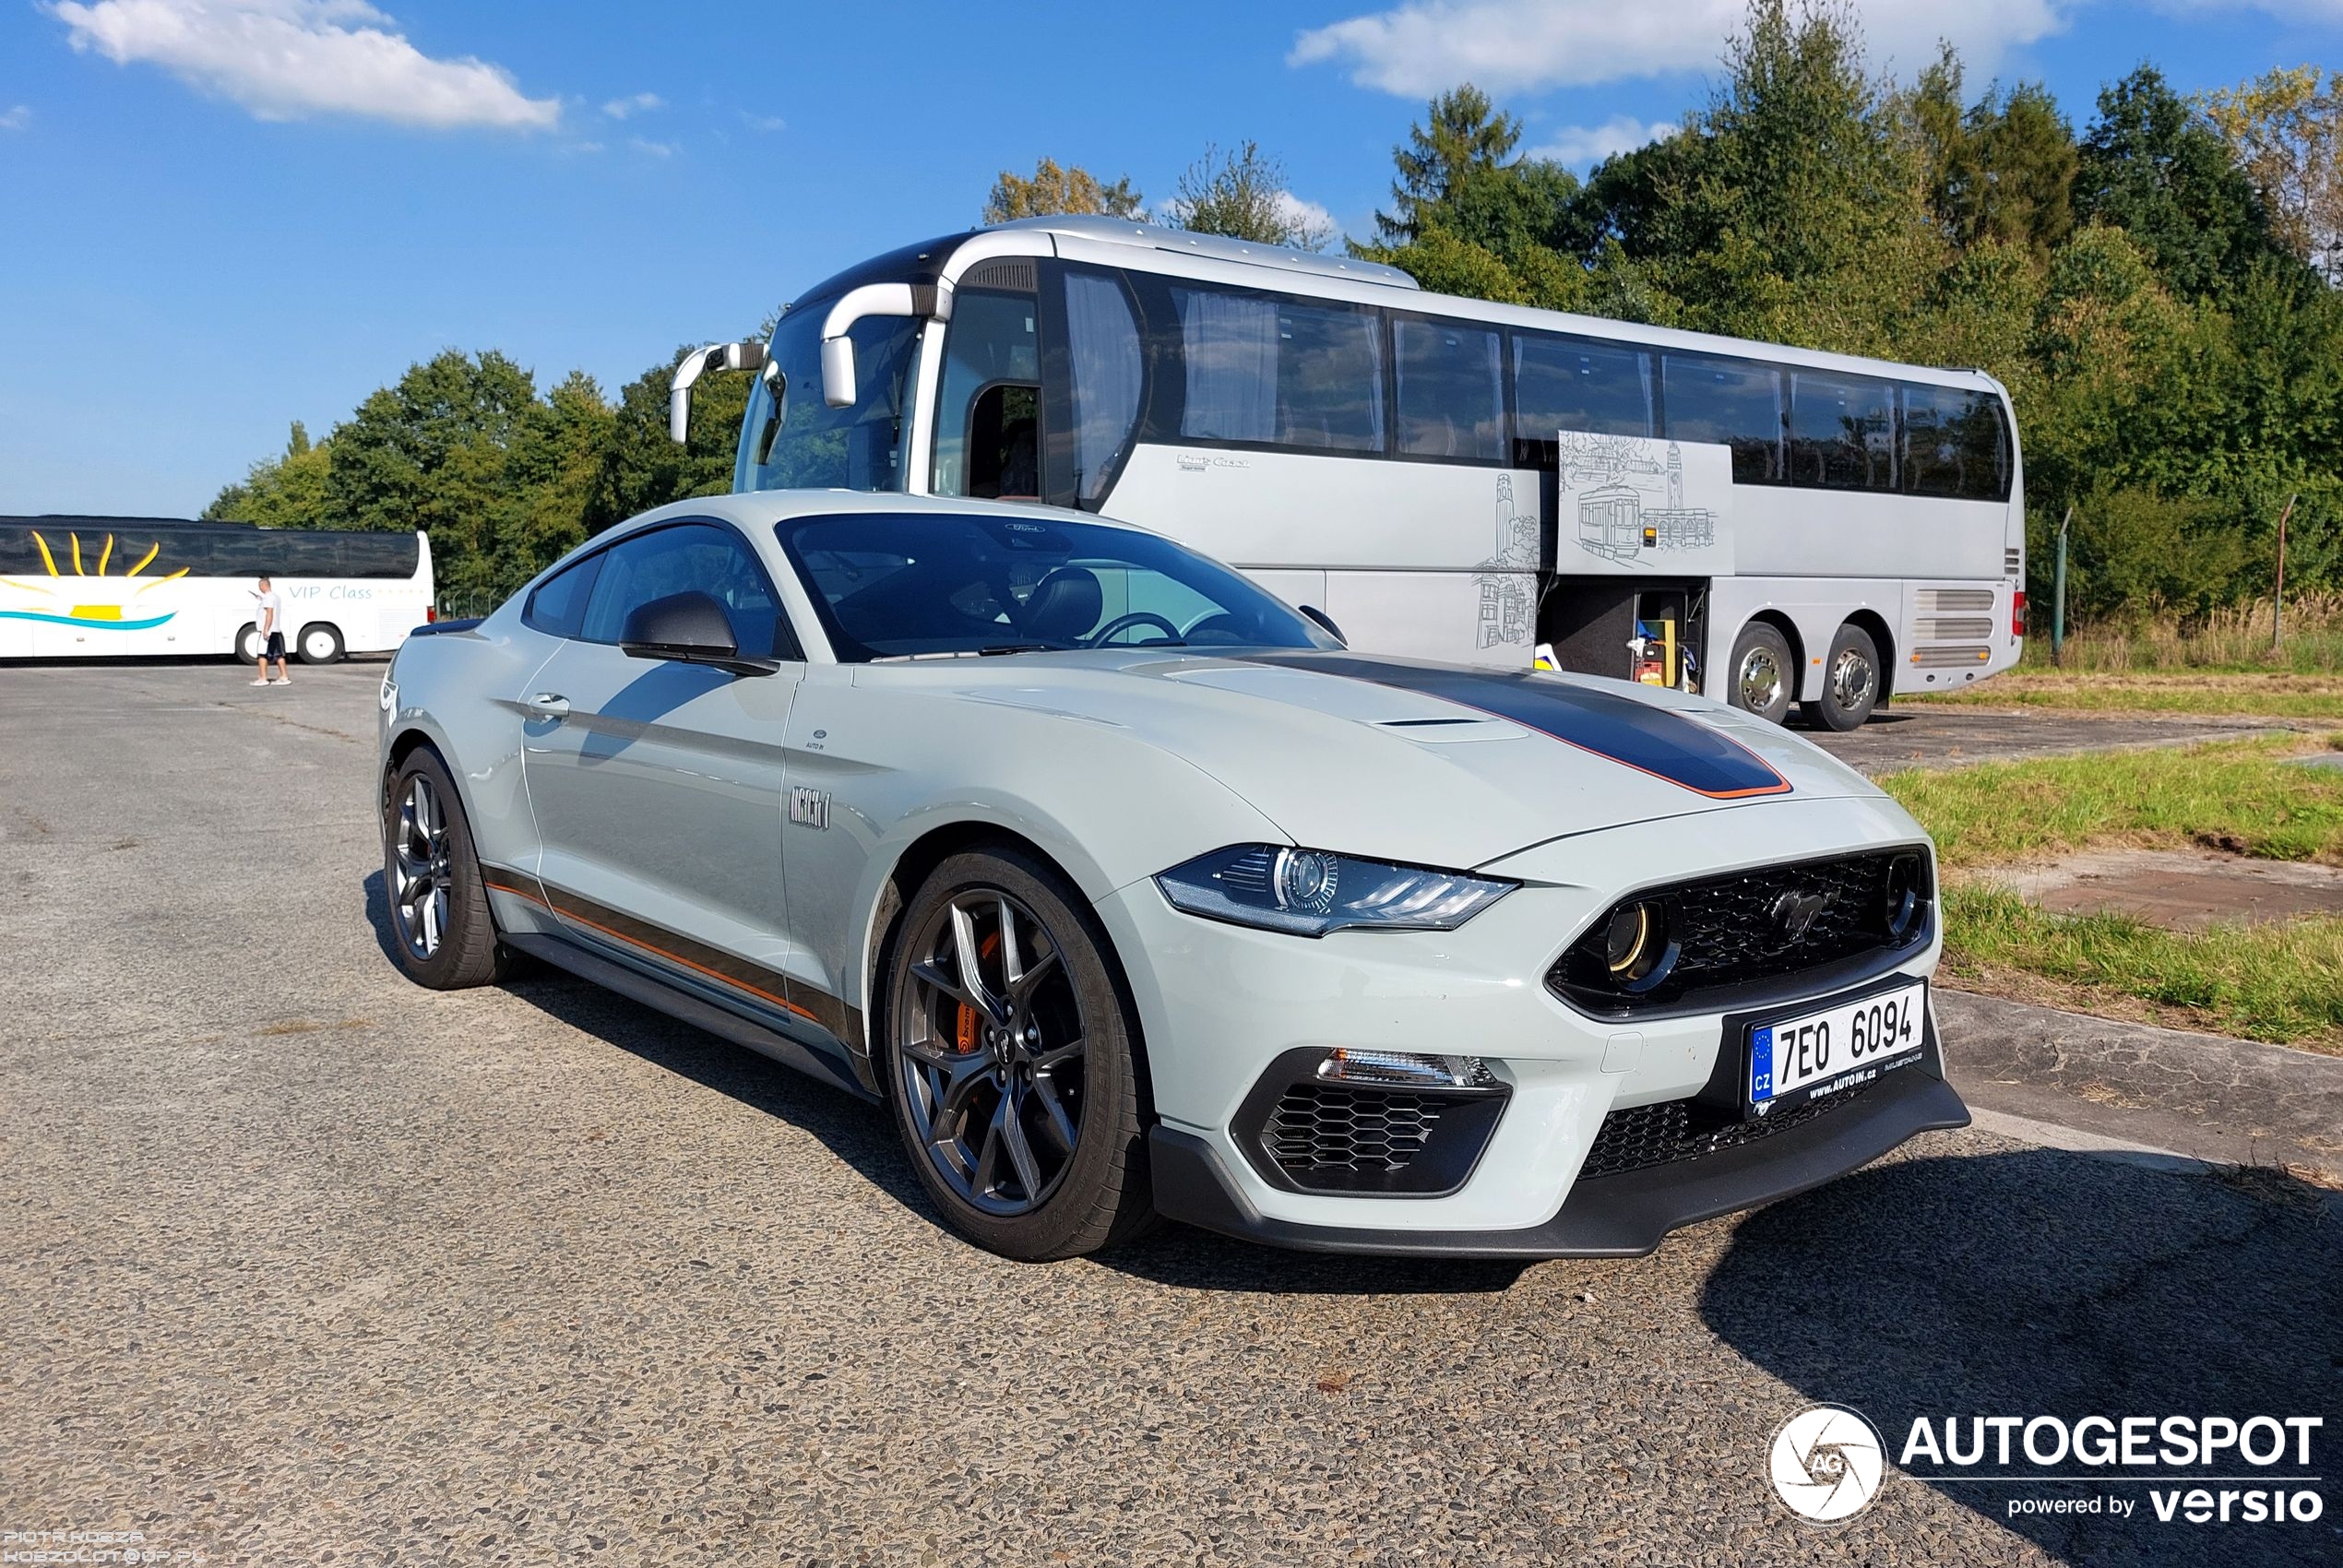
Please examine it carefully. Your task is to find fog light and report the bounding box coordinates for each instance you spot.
[1883,853,1927,944]
[1602,897,1677,992]
[1316,1049,1494,1089]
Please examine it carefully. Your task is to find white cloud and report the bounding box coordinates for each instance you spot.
[1275,190,1338,243]
[0,105,30,130]
[627,136,674,158]
[740,111,786,132]
[52,0,559,129]
[601,90,660,119]
[1528,115,1677,167]
[1290,0,2070,97]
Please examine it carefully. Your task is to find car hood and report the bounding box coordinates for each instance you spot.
[888,648,1887,873]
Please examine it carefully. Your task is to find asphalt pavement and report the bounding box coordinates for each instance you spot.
[3,660,2337,1567]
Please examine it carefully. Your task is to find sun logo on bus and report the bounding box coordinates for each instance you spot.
[0,529,187,632]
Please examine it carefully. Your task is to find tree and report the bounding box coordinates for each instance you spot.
[1905,49,2077,260]
[1164,141,1333,250]
[1375,85,1523,244]
[205,420,336,527]
[592,343,754,529]
[2075,65,2288,300]
[2206,65,2343,284]
[981,159,1143,224]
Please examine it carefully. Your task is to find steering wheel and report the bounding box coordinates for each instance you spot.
[1085,611,1183,647]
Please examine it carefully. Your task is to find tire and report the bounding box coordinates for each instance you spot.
[297,622,345,665]
[381,747,509,989]
[1801,624,1881,731]
[1727,621,1797,724]
[882,846,1153,1260]
[234,623,261,664]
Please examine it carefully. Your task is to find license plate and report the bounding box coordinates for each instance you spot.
[1749,980,1926,1111]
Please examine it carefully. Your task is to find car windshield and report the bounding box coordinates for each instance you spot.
[774,511,1337,662]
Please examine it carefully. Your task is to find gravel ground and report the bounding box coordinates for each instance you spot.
[1803,704,2293,777]
[2,660,2337,1567]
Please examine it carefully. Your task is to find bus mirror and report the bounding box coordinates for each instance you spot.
[820,336,857,409]
[668,341,767,445]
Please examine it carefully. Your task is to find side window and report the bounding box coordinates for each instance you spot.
[1511,333,1655,464]
[1172,285,1384,453]
[1902,385,2010,501]
[1661,353,1783,483]
[523,552,603,639]
[1062,269,1144,503]
[932,289,1041,497]
[1790,373,1897,491]
[269,534,346,577]
[1393,317,1505,461]
[577,523,798,659]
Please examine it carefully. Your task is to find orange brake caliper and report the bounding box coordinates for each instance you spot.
[954,932,1001,1054]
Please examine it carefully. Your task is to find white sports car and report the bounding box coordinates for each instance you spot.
[378,492,1966,1260]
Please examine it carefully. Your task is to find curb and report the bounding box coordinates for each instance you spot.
[1936,988,2343,1181]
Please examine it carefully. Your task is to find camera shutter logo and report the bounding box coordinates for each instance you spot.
[1769,1405,1887,1524]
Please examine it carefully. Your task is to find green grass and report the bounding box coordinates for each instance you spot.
[1883,734,2343,870]
[1938,885,2343,1050]
[1903,671,2343,720]
[1885,736,2343,1050]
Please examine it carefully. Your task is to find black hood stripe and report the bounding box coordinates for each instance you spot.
[1239,652,1792,801]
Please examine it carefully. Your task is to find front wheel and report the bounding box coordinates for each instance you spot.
[1801,624,1881,731]
[382,748,508,989]
[883,847,1153,1260]
[234,623,261,664]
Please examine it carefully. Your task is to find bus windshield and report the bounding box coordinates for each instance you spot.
[773,511,1337,662]
[738,303,922,494]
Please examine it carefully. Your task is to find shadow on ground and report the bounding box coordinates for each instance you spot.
[1702,1148,2343,1567]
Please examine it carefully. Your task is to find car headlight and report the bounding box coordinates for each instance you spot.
[1155,844,1516,937]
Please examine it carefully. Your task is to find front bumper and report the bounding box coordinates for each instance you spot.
[1150,1048,1968,1258]
[1093,792,1968,1253]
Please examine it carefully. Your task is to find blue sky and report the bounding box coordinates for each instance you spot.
[4,0,2339,516]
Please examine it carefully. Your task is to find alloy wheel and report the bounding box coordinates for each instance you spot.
[390,774,452,960]
[897,889,1088,1217]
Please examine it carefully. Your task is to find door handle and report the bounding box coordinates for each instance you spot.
[526,692,570,719]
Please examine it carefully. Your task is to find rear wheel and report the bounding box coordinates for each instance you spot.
[1728,622,1797,724]
[1801,624,1881,731]
[883,847,1152,1260]
[297,622,345,665]
[382,748,508,989]
[234,622,261,664]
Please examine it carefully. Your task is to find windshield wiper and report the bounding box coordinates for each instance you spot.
[977,643,1059,657]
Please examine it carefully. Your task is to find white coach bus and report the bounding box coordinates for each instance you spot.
[670,217,2025,727]
[0,516,434,663]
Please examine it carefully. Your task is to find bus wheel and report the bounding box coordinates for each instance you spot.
[1802,624,1880,731]
[1728,623,1796,724]
[298,623,345,665]
[234,622,261,664]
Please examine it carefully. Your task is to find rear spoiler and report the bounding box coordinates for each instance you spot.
[407,617,482,638]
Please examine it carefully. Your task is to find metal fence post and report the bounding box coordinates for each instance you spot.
[2272,493,2296,652]
[2052,505,2072,666]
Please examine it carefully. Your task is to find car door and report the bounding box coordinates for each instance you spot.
[520,519,807,1017]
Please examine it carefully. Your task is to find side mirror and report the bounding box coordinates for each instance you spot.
[668,341,767,444]
[1298,604,1347,647]
[820,335,857,409]
[619,591,777,676]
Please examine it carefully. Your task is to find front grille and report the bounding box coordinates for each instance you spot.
[1578,1077,1884,1181]
[1552,849,1931,1016]
[1265,1084,1445,1178]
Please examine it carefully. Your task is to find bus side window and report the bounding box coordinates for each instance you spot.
[1394,318,1504,461]
[1511,334,1654,467]
[1901,385,2008,500]
[1062,270,1144,505]
[1661,353,1783,484]
[1172,285,1384,453]
[1790,373,1896,492]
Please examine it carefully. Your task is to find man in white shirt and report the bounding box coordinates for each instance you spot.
[251,576,289,686]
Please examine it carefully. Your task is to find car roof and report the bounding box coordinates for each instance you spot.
[624,489,1164,541]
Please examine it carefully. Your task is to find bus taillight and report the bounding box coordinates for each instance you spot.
[425,606,437,623]
[2011,590,2026,640]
